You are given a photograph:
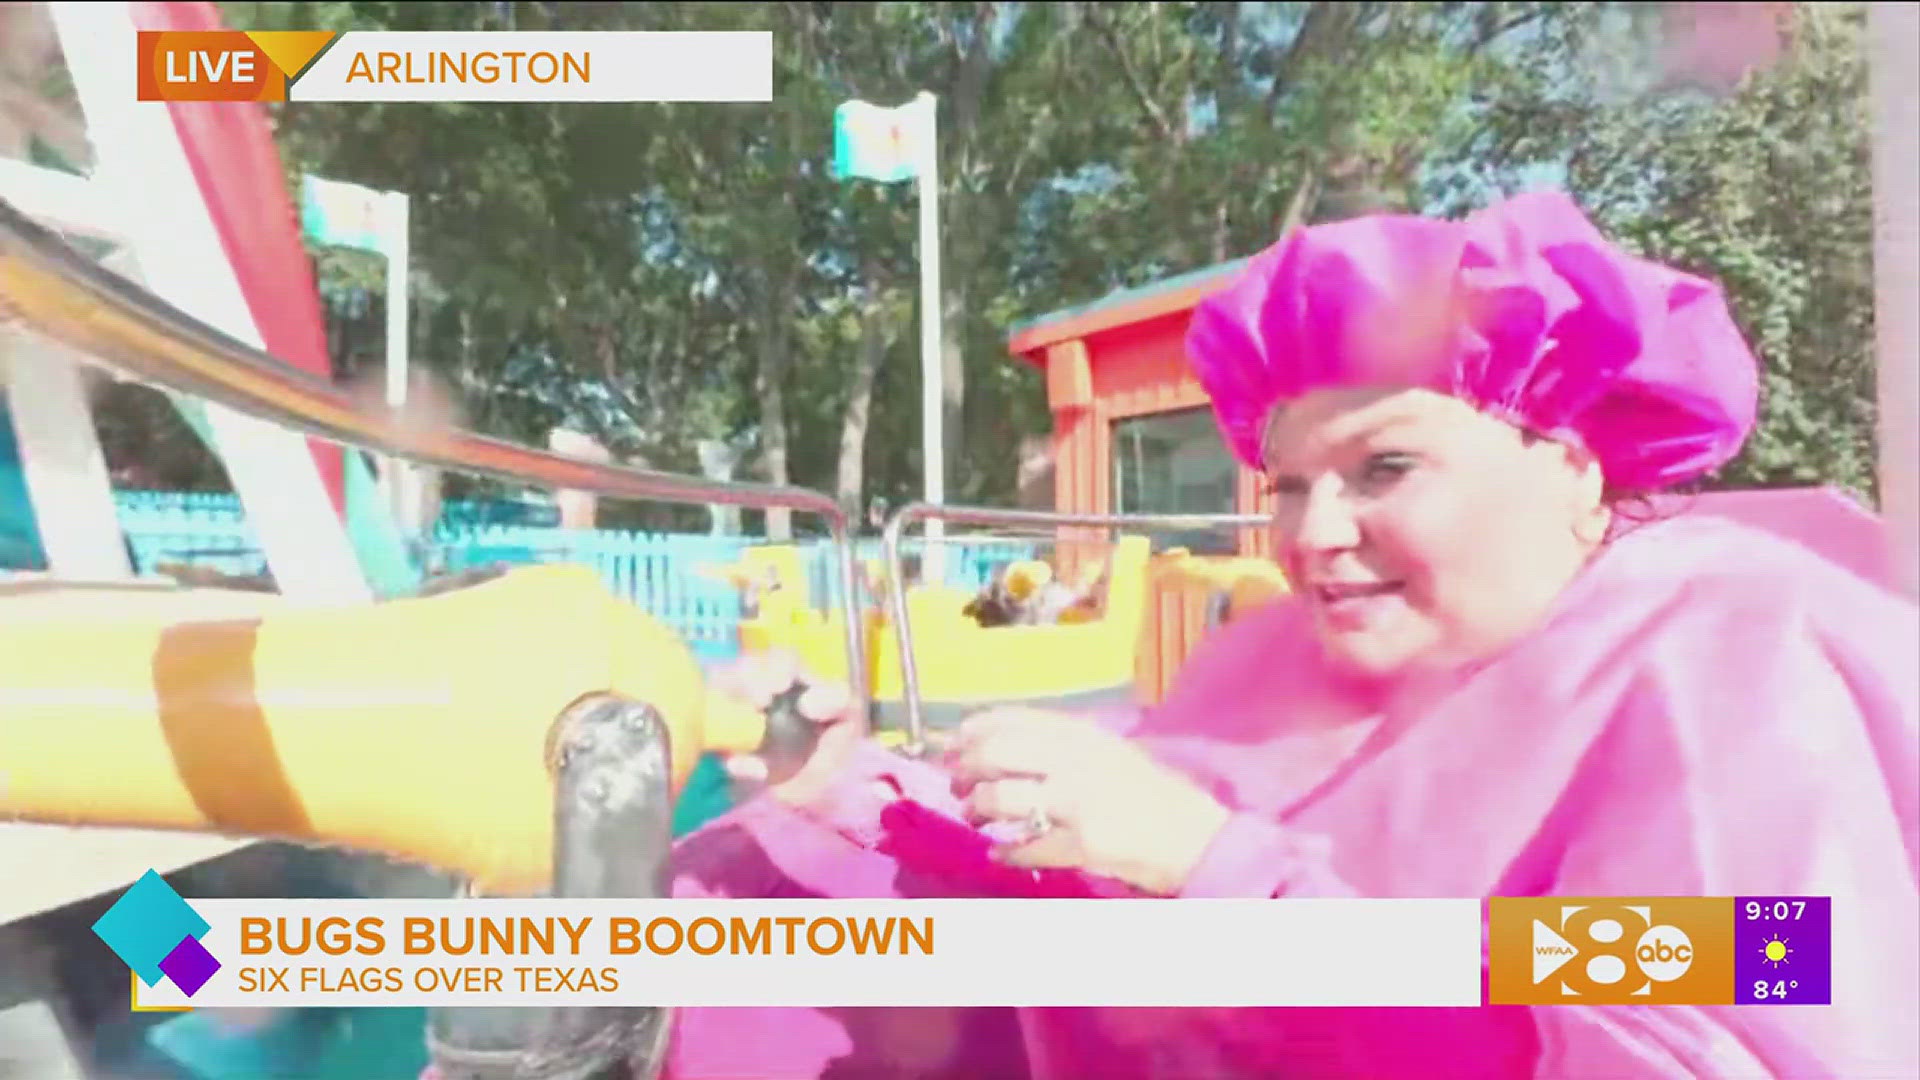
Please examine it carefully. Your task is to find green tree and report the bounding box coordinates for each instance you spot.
[1427,2,1880,496]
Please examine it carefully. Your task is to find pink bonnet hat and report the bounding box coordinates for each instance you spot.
[1184,190,1759,491]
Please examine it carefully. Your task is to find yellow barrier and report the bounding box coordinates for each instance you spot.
[1138,550,1292,704]
[724,539,1292,715]
[730,538,1153,728]
[869,536,1149,705]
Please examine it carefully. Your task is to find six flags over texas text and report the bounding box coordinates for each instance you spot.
[241,962,617,996]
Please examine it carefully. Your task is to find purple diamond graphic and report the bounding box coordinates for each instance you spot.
[158,935,220,997]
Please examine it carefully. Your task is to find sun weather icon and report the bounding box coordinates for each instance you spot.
[1758,934,1792,969]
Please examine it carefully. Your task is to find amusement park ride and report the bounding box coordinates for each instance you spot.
[0,2,1914,1078]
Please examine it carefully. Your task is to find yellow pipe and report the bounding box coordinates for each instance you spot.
[0,564,769,896]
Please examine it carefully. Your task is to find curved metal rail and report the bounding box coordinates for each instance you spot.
[880,502,1270,752]
[0,196,870,705]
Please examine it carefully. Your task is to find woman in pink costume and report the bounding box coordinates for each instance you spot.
[664,190,1919,1079]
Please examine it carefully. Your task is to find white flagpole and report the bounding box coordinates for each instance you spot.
[384,192,412,413]
[914,91,946,585]
[383,190,416,532]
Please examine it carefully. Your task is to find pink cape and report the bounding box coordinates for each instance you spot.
[664,511,1918,1079]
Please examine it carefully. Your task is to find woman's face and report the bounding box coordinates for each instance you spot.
[1261,387,1607,678]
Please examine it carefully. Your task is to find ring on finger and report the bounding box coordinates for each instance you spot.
[972,777,1055,842]
[1019,806,1056,841]
[1004,779,1057,840]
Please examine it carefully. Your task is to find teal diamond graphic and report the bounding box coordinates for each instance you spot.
[92,870,210,987]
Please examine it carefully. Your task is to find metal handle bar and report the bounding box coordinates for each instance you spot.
[879,502,1270,752]
[0,196,868,706]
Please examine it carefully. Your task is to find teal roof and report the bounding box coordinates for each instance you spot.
[1007,255,1250,340]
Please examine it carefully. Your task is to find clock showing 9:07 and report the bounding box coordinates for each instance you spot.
[1733,896,1831,1005]
[1745,898,1810,921]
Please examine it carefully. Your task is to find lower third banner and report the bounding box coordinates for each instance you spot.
[100,886,1481,1010]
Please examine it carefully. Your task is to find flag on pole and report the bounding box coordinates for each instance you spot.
[832,96,931,184]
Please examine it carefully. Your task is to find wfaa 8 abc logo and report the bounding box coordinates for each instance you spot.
[1489,897,1735,1005]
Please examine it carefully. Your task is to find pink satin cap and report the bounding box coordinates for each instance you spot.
[1184,190,1759,491]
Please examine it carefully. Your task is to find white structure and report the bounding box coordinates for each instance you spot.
[0,3,370,603]
[697,436,748,536]
[549,427,613,529]
[302,173,421,531]
[0,6,129,581]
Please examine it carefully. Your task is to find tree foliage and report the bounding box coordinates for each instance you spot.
[204,0,1882,529]
[1425,2,1879,495]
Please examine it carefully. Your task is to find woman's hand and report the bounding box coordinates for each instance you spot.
[707,648,865,807]
[944,708,1232,896]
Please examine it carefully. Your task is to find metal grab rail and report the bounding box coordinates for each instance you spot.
[880,502,1271,752]
[0,197,869,707]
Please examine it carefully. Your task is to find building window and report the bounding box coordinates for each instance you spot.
[1112,407,1237,516]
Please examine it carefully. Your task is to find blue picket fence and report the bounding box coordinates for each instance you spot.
[111,492,1036,661]
[117,491,267,580]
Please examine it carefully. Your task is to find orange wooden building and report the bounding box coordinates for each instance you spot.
[1006,258,1277,561]
[1005,258,1295,702]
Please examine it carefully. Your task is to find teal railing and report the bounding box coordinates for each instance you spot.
[107,492,1036,661]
